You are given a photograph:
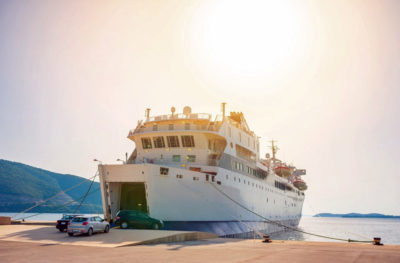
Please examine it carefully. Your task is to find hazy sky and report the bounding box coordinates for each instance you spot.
[1,0,399,215]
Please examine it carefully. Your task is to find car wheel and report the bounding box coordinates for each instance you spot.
[68,233,74,237]
[152,223,159,230]
[121,222,128,229]
[104,225,110,233]
[87,228,93,236]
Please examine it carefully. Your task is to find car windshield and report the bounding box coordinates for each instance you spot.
[62,215,76,220]
[71,217,87,222]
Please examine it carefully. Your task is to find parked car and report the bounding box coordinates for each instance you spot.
[56,214,81,232]
[67,216,110,236]
[115,210,164,230]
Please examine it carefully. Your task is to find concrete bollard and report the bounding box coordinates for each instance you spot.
[0,216,11,225]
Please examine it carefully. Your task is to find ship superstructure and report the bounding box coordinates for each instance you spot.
[99,104,307,236]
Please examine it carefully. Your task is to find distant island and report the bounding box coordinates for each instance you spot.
[0,159,102,214]
[314,213,400,219]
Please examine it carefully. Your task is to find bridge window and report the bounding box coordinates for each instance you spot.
[167,136,180,147]
[172,155,180,162]
[153,136,165,148]
[141,137,152,149]
[181,135,195,147]
[152,124,158,131]
[185,123,191,130]
[168,124,174,130]
[187,155,196,162]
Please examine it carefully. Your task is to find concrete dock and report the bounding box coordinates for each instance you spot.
[0,225,217,247]
[1,225,399,262]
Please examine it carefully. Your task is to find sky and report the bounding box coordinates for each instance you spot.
[0,0,399,215]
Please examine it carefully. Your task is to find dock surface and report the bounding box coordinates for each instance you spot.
[0,225,216,247]
[1,225,399,262]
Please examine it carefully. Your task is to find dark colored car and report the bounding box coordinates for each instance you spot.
[115,210,164,230]
[56,214,81,232]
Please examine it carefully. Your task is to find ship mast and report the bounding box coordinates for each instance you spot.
[270,140,279,160]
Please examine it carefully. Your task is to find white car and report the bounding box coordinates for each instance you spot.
[67,216,110,236]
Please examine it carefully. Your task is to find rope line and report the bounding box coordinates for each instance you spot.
[209,183,373,243]
[73,173,97,213]
[12,172,98,219]
[177,179,265,239]
[14,187,101,220]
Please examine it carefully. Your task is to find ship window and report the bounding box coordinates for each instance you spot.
[172,155,180,162]
[181,135,195,147]
[152,124,158,131]
[168,124,174,130]
[187,155,196,162]
[193,177,199,181]
[226,174,228,179]
[153,136,165,148]
[176,174,183,179]
[160,167,169,175]
[185,123,190,130]
[167,136,180,147]
[141,137,152,149]
[238,178,240,183]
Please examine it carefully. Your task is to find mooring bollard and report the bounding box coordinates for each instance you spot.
[262,235,271,243]
[373,237,383,246]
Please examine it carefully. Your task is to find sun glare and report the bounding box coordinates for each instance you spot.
[192,1,309,76]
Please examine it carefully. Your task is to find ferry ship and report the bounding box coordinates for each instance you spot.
[98,104,307,236]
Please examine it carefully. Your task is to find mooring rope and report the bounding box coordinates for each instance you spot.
[12,172,99,219]
[73,173,97,213]
[14,187,101,220]
[177,179,265,239]
[209,182,374,243]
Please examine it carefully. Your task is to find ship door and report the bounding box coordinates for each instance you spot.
[120,183,148,213]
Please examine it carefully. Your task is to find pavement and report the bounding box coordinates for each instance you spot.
[0,225,217,247]
[0,225,399,262]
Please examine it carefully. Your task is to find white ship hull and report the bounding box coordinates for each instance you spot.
[100,163,304,236]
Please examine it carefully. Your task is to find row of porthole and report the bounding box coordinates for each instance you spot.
[226,174,274,192]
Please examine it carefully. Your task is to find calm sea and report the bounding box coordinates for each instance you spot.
[270,216,400,245]
[1,213,399,244]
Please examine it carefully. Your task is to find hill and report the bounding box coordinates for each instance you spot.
[0,159,102,214]
[314,213,400,218]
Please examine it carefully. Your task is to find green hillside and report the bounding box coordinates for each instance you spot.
[0,159,102,214]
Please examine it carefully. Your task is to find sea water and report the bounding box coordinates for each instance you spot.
[270,216,400,244]
[1,213,399,244]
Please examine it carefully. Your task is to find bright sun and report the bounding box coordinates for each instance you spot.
[191,0,309,76]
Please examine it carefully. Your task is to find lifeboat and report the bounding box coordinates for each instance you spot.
[275,166,291,178]
[293,178,307,191]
